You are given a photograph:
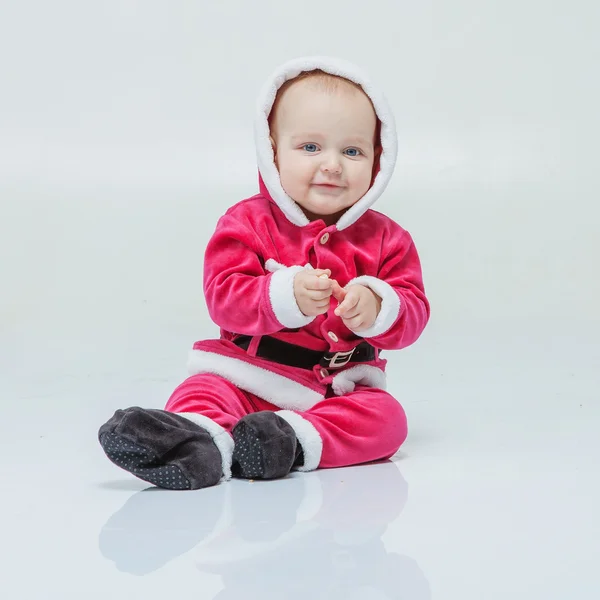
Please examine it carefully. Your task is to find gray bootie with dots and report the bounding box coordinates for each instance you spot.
[231,411,304,480]
[98,407,225,490]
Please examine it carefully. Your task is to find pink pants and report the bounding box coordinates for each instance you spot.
[164,373,407,470]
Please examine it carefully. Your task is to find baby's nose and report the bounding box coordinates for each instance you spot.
[320,153,342,174]
[321,161,342,174]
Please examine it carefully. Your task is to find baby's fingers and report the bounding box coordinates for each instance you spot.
[315,269,331,279]
[307,288,332,301]
[335,290,359,316]
[307,273,333,291]
[343,314,366,331]
[330,279,346,302]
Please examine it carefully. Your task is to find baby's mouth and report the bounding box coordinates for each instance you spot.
[312,183,344,189]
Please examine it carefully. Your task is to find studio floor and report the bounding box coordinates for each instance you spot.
[2,319,599,599]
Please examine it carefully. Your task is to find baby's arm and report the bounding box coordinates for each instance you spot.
[346,227,430,351]
[203,213,315,335]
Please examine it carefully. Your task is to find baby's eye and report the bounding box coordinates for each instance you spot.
[344,147,362,157]
[302,143,318,152]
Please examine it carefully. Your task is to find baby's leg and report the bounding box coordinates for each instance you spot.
[172,377,303,482]
[164,372,258,431]
[277,386,408,470]
[230,386,407,480]
[98,374,256,490]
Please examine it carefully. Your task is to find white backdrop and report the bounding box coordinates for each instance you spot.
[1,0,599,397]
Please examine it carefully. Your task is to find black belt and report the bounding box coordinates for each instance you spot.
[232,335,377,371]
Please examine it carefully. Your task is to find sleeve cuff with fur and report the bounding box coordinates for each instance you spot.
[345,275,401,338]
[268,263,316,329]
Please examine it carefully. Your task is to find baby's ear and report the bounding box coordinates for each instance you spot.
[269,135,278,165]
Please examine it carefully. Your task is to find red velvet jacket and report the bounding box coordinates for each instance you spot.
[187,178,430,412]
[187,56,430,412]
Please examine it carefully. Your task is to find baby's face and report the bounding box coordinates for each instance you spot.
[270,79,377,225]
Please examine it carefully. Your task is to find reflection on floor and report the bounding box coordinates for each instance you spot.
[100,461,430,599]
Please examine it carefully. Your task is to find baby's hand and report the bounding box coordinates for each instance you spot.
[334,284,382,332]
[294,269,338,317]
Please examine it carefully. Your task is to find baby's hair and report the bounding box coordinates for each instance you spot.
[269,69,382,153]
[270,69,367,125]
[277,68,365,96]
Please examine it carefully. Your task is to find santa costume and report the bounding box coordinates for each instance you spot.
[98,56,430,490]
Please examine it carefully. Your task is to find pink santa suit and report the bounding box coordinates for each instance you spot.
[98,56,430,490]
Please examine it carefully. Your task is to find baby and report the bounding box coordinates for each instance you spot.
[98,56,430,490]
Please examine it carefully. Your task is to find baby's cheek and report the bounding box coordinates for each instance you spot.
[358,167,374,193]
[296,161,313,184]
[278,165,296,194]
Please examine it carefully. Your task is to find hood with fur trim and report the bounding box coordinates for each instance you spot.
[254,56,398,231]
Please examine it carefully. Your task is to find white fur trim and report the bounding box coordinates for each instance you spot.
[264,258,287,272]
[345,275,400,338]
[255,56,398,230]
[265,259,315,328]
[276,410,323,472]
[176,413,235,482]
[265,258,315,272]
[187,350,324,411]
[331,364,387,396]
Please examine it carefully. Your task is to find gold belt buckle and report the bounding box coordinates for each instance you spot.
[327,348,355,369]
